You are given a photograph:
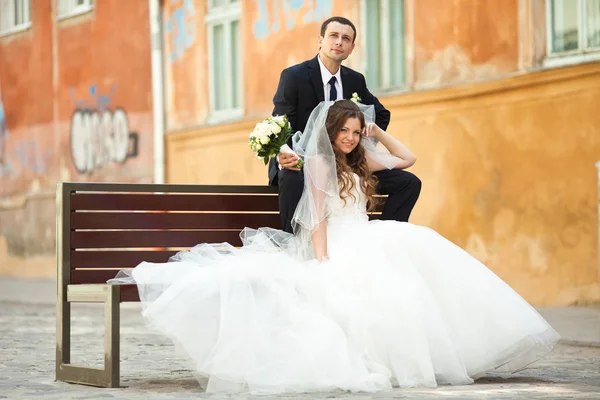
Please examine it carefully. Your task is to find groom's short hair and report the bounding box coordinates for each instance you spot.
[320,17,357,43]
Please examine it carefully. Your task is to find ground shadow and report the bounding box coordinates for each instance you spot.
[475,375,556,385]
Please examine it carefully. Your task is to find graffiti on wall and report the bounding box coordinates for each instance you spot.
[0,92,51,178]
[166,0,196,63]
[253,0,333,40]
[69,84,139,174]
[0,92,12,176]
[12,142,51,174]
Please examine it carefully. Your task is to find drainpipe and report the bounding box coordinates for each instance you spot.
[149,0,165,184]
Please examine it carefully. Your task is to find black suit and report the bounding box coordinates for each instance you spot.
[270,56,421,233]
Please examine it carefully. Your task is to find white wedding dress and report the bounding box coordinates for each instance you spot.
[123,174,560,394]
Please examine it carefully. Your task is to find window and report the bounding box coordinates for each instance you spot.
[363,0,405,92]
[545,0,600,66]
[58,0,93,20]
[0,0,31,36]
[206,0,242,121]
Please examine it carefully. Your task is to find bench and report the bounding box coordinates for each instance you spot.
[55,182,281,388]
[55,181,384,388]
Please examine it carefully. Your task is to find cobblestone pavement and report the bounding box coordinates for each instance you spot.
[1,302,599,399]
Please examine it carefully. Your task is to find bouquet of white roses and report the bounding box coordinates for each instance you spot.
[249,114,304,168]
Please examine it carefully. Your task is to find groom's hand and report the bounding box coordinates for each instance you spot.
[279,152,302,171]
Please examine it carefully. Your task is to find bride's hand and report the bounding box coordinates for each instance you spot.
[362,123,382,140]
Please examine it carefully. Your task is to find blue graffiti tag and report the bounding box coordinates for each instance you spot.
[0,94,50,177]
[13,141,51,174]
[166,0,196,63]
[0,95,4,127]
[0,93,15,176]
[303,0,331,23]
[253,0,332,40]
[69,83,117,112]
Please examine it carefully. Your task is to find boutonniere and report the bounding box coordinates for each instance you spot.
[350,92,361,103]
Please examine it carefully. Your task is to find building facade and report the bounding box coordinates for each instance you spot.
[0,0,154,277]
[1,0,599,306]
[162,0,600,306]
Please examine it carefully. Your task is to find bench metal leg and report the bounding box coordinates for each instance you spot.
[56,284,120,388]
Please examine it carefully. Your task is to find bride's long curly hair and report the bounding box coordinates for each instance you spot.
[325,100,378,211]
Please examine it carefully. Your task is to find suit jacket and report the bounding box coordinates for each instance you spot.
[268,55,390,185]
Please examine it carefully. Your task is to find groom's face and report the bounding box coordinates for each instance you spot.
[319,22,355,63]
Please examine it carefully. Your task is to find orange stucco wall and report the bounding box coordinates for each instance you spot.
[166,62,600,306]
[388,63,600,306]
[162,0,600,305]
[413,0,520,88]
[2,0,598,306]
[0,0,153,278]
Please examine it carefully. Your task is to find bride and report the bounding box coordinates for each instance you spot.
[110,100,560,394]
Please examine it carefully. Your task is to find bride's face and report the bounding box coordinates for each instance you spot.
[334,117,361,154]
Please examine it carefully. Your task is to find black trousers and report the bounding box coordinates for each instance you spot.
[276,168,422,233]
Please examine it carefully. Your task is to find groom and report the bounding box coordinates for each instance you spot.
[269,16,421,233]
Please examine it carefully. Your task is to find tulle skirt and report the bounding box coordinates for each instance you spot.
[119,217,560,394]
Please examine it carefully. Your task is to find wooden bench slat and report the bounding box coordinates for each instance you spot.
[71,270,135,285]
[71,250,178,268]
[71,230,243,249]
[71,193,279,211]
[71,212,281,230]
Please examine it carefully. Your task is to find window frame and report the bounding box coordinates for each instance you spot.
[57,0,94,21]
[205,0,243,123]
[361,0,407,94]
[0,0,32,37]
[544,0,600,68]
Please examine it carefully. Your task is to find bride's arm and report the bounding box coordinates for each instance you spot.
[311,221,328,261]
[364,123,416,171]
[307,156,329,261]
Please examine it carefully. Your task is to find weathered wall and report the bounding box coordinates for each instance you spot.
[162,0,208,130]
[166,62,600,306]
[412,0,520,88]
[164,0,600,305]
[56,0,153,183]
[243,0,347,116]
[162,0,348,129]
[3,0,598,305]
[0,1,54,192]
[388,63,600,306]
[0,0,153,278]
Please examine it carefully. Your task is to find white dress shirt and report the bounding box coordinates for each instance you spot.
[317,55,343,101]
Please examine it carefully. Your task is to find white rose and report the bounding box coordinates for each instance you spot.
[258,122,271,136]
[255,143,262,150]
[252,123,264,137]
[260,135,270,144]
[270,122,282,134]
[272,115,286,127]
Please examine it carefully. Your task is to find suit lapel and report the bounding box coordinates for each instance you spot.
[308,56,325,103]
[341,66,354,100]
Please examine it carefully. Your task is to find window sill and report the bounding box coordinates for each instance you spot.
[57,5,94,21]
[372,86,409,98]
[206,108,244,125]
[0,22,32,38]
[543,50,600,69]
